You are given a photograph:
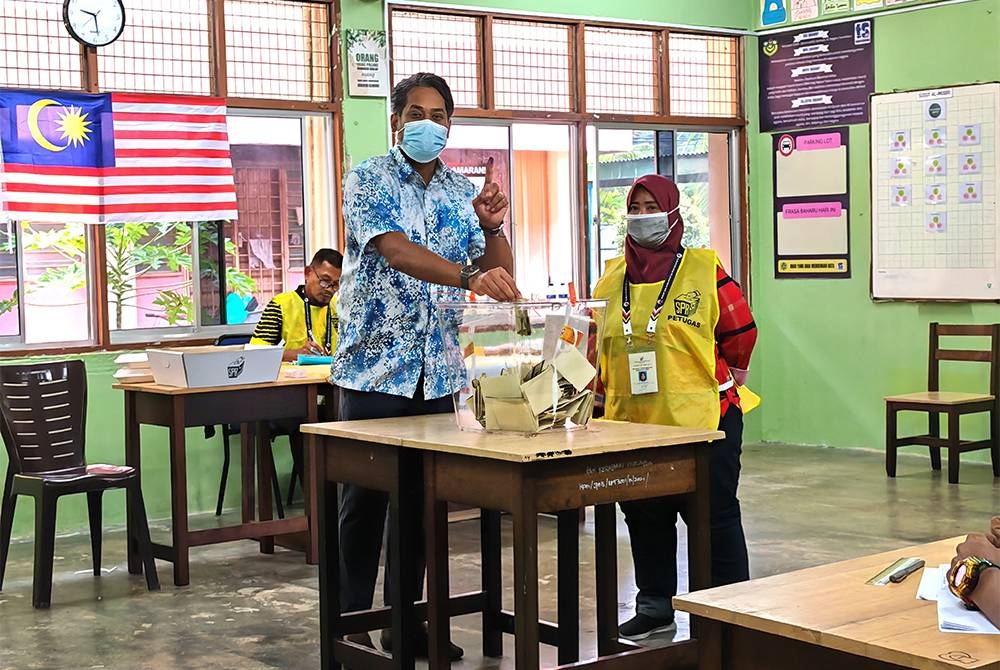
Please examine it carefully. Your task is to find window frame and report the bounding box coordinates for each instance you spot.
[0,0,343,355]
[387,4,750,294]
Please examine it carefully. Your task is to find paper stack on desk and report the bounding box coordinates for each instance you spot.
[916,564,1000,634]
[112,352,154,384]
[468,345,597,433]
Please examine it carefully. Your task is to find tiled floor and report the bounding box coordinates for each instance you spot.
[0,443,996,669]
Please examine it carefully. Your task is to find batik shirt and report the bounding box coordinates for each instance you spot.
[331,146,486,400]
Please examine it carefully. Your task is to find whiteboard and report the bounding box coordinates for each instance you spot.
[870,83,1000,300]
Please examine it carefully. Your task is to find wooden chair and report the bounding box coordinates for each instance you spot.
[885,323,1000,484]
[0,360,159,608]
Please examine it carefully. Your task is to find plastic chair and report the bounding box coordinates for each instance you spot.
[0,360,159,608]
[207,333,285,518]
[885,323,1000,483]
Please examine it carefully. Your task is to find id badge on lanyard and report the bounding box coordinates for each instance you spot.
[621,250,683,397]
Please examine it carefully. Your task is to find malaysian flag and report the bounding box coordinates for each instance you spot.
[0,90,238,224]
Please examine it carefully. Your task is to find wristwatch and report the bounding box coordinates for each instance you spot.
[459,264,481,290]
[482,222,505,237]
[948,555,999,608]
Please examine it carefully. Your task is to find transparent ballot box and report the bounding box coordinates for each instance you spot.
[435,300,606,435]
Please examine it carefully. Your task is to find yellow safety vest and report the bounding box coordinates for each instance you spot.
[594,248,741,430]
[251,290,338,353]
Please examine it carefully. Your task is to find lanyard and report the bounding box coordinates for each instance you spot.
[622,250,684,344]
[302,294,333,352]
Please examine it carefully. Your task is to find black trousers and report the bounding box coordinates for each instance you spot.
[337,385,452,613]
[619,404,750,619]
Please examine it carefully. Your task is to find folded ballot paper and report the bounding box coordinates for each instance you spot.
[467,344,597,434]
[916,564,1000,634]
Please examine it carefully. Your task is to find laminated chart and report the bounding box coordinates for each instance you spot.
[871,84,1000,300]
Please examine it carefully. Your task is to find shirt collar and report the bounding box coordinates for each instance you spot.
[295,285,320,307]
[390,145,453,186]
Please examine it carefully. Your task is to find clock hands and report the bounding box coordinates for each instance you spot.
[81,7,101,33]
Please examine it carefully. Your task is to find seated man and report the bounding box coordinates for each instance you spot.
[249,248,342,501]
[948,516,1000,630]
[251,248,342,361]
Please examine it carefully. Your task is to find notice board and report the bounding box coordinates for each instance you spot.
[870,83,1000,301]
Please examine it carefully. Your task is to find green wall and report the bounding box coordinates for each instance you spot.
[745,0,1000,455]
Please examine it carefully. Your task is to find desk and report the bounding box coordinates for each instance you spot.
[115,365,331,586]
[302,414,723,670]
[674,537,1000,670]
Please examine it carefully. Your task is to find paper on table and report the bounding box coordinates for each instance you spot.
[916,565,940,601]
[553,345,597,392]
[933,564,1000,634]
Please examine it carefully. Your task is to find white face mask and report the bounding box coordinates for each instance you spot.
[626,207,680,249]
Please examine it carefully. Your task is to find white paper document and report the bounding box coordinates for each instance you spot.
[919,563,999,634]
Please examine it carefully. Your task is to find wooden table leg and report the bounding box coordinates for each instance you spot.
[257,421,275,554]
[424,453,451,670]
[512,483,540,670]
[594,502,627,656]
[124,391,142,575]
[318,463,342,670]
[305,385,320,565]
[241,423,256,525]
[686,442,713,639]
[556,509,580,665]
[480,509,503,658]
[168,397,190,587]
[387,449,420,670]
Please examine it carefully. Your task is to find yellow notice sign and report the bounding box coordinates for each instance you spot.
[777,259,849,274]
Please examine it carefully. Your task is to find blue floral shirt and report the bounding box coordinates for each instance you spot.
[331,146,486,399]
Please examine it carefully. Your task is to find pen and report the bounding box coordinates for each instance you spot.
[889,559,925,583]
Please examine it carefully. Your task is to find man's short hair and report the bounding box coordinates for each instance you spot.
[391,72,455,118]
[310,248,343,269]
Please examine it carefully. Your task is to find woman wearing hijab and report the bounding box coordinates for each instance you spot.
[593,174,759,640]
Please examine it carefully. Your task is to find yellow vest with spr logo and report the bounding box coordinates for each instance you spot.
[594,249,721,430]
[250,290,338,352]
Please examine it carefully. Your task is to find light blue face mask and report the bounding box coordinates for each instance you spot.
[398,119,449,164]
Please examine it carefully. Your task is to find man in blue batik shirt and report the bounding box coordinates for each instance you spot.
[332,72,520,659]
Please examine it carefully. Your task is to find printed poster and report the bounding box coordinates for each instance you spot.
[773,128,851,279]
[792,0,820,21]
[853,0,884,8]
[761,0,789,26]
[822,0,851,12]
[759,20,874,132]
[345,29,389,98]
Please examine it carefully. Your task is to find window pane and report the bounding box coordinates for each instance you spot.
[668,34,740,118]
[20,222,90,344]
[677,132,734,272]
[106,222,194,330]
[0,223,19,337]
[0,0,82,90]
[226,0,332,101]
[390,11,481,109]
[585,27,659,115]
[228,115,307,320]
[493,20,572,112]
[197,222,259,327]
[100,0,211,95]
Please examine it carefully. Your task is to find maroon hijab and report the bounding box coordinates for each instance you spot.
[623,174,685,283]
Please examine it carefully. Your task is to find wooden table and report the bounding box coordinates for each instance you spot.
[115,364,331,586]
[302,414,723,670]
[674,537,1000,670]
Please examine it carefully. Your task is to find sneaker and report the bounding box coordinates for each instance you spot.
[343,632,375,649]
[618,613,676,640]
[380,624,465,661]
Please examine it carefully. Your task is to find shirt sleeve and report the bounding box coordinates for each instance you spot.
[468,218,486,261]
[343,165,404,252]
[715,266,756,372]
[250,300,284,346]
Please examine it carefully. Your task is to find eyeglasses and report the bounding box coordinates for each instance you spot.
[318,278,340,291]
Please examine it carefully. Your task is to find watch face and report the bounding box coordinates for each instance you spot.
[64,0,125,47]
[952,562,968,585]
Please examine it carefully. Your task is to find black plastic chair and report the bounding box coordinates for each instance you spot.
[207,333,286,518]
[0,360,159,608]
